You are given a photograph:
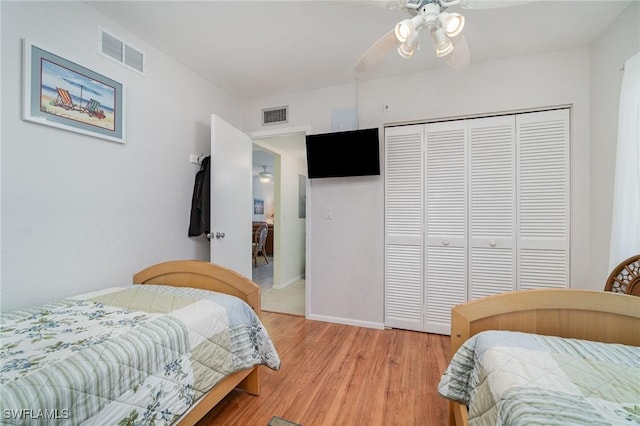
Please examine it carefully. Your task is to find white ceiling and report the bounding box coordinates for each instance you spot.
[87,0,635,101]
[253,148,276,175]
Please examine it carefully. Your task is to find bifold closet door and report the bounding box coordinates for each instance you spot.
[384,125,425,332]
[383,108,570,334]
[468,116,517,299]
[424,121,467,335]
[516,109,570,289]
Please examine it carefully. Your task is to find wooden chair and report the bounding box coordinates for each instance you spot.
[83,99,105,119]
[55,87,81,111]
[604,254,640,296]
[252,222,270,267]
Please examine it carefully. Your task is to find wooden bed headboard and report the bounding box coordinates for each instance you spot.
[450,288,640,357]
[133,260,261,316]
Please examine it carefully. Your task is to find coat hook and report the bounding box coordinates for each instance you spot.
[190,153,206,165]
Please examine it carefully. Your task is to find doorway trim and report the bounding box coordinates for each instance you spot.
[250,126,310,141]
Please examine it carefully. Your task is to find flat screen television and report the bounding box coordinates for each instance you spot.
[305,128,380,179]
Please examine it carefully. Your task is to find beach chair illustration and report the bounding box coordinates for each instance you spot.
[55,88,82,111]
[83,99,105,119]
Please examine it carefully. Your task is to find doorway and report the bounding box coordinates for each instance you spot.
[251,132,307,316]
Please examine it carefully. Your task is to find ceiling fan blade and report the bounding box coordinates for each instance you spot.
[355,29,399,72]
[386,0,411,9]
[457,0,532,9]
[445,35,470,70]
[316,0,408,9]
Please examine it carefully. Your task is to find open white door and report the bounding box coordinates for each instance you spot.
[210,114,252,279]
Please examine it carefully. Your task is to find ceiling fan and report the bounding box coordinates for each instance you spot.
[354,0,526,72]
[259,166,273,183]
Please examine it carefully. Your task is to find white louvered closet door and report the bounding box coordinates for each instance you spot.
[424,121,467,335]
[468,116,517,299]
[517,109,570,289]
[384,125,425,331]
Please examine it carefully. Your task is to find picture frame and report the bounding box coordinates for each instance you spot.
[253,198,264,215]
[22,39,125,143]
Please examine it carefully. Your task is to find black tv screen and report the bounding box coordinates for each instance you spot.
[305,128,380,179]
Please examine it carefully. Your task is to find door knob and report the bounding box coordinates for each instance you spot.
[489,240,496,247]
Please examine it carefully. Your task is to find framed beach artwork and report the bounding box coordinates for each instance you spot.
[22,39,125,143]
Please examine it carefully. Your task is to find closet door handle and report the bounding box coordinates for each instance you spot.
[443,240,450,246]
[489,240,496,247]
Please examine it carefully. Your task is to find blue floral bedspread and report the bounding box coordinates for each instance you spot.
[0,285,280,425]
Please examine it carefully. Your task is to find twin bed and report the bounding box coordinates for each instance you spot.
[438,289,640,426]
[0,260,280,425]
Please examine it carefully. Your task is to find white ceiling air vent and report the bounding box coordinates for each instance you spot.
[262,106,288,126]
[99,28,145,75]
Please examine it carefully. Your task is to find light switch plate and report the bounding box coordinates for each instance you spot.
[324,207,333,219]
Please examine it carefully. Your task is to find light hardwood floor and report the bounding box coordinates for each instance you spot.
[198,312,451,426]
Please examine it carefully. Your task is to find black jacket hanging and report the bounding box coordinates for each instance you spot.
[188,155,211,237]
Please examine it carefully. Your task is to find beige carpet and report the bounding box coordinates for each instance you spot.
[261,279,305,316]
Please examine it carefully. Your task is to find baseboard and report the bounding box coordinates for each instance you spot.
[307,313,385,330]
[273,275,303,290]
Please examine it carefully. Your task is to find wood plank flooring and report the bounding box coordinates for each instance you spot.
[198,312,451,426]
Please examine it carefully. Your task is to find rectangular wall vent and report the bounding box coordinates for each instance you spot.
[262,106,288,126]
[99,28,145,75]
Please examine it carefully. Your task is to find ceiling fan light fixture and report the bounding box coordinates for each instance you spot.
[432,28,454,57]
[394,14,424,43]
[394,19,413,43]
[398,42,416,59]
[258,165,272,183]
[397,30,420,59]
[448,31,464,46]
[440,12,465,37]
[354,0,474,72]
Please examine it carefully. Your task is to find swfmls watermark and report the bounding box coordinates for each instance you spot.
[3,409,70,420]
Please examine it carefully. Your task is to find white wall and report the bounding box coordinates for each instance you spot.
[242,84,358,135]
[589,1,640,288]
[241,47,593,327]
[307,176,384,327]
[1,1,240,311]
